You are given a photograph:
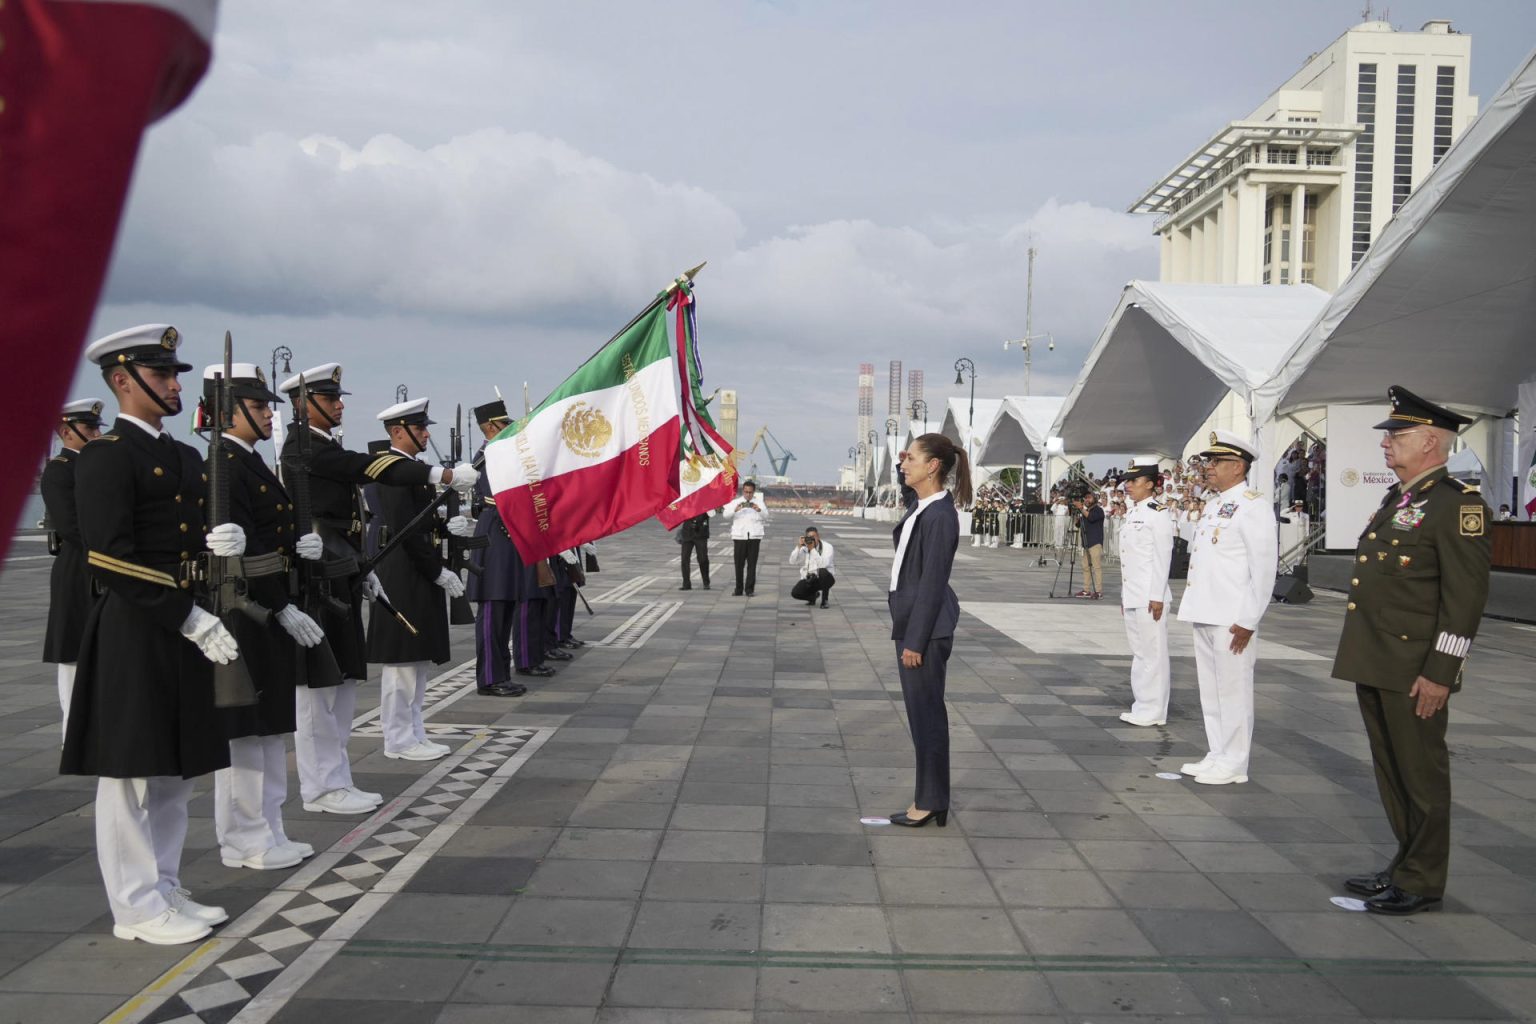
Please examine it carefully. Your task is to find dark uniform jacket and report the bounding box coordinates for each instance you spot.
[888,491,961,651]
[467,452,544,603]
[1333,466,1493,693]
[41,448,91,664]
[679,514,710,542]
[62,419,228,780]
[280,427,432,677]
[365,449,450,665]
[215,439,301,738]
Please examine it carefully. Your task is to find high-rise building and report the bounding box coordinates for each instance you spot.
[887,361,903,420]
[1130,20,1476,291]
[907,369,925,418]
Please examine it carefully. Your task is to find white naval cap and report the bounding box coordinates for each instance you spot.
[61,398,105,423]
[84,324,193,371]
[377,397,434,427]
[202,362,283,402]
[1198,429,1260,463]
[279,363,348,396]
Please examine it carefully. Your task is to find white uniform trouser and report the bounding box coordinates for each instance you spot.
[95,776,193,926]
[380,662,429,753]
[215,735,290,858]
[1122,606,1171,723]
[295,679,358,802]
[57,663,75,742]
[1190,623,1257,775]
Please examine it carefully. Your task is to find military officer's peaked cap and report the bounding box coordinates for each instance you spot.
[279,363,349,397]
[202,362,283,404]
[61,398,105,426]
[1373,385,1474,432]
[1123,460,1161,482]
[473,399,510,426]
[378,397,434,428]
[85,324,193,372]
[1198,429,1259,463]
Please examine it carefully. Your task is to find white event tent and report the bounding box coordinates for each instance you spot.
[940,397,1005,479]
[1253,45,1536,503]
[1050,282,1330,475]
[974,396,1069,490]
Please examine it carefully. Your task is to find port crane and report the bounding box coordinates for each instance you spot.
[744,426,796,481]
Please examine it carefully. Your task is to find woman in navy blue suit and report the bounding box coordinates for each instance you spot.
[887,433,972,827]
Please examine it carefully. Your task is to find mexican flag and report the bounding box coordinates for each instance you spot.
[658,288,737,529]
[485,297,683,562]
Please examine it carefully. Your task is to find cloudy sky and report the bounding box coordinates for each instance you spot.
[87,0,1536,482]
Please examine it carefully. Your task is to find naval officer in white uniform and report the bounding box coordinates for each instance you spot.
[1175,431,1277,785]
[1118,462,1174,727]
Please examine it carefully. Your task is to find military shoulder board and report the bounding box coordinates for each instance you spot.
[86,434,121,443]
[1243,489,1263,500]
[49,455,69,463]
[1147,501,1162,511]
[1445,477,1480,494]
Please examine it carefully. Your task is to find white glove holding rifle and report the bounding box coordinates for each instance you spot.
[276,606,325,648]
[362,571,388,603]
[294,532,324,561]
[181,606,239,665]
[435,568,466,598]
[205,522,246,558]
[446,515,475,538]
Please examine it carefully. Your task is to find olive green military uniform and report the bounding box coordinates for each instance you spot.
[1332,465,1492,898]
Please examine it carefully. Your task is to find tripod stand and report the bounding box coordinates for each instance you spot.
[1047,524,1081,599]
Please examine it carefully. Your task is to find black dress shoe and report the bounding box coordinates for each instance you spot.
[679,585,693,591]
[1365,885,1442,915]
[888,809,948,828]
[731,589,744,596]
[560,638,585,648]
[745,591,754,597]
[1344,870,1393,897]
[477,682,528,697]
[702,583,711,590]
[516,665,556,678]
[820,595,829,608]
[544,648,574,662]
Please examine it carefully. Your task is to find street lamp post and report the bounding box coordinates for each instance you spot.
[395,384,409,403]
[269,346,293,463]
[855,442,869,516]
[909,398,927,428]
[846,445,858,493]
[1002,244,1054,395]
[953,358,976,430]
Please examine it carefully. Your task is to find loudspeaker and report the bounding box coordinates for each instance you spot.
[1272,576,1313,604]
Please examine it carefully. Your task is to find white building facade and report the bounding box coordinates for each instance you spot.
[1132,20,1478,293]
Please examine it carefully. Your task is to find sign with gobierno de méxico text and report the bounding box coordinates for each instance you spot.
[1325,404,1400,550]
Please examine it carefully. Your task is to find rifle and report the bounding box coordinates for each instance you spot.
[440,403,487,625]
[204,332,271,708]
[285,373,345,688]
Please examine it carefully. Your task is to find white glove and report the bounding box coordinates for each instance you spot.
[435,568,466,598]
[276,605,325,648]
[180,606,239,665]
[447,515,475,538]
[448,463,479,493]
[206,522,247,557]
[294,532,324,561]
[362,572,387,602]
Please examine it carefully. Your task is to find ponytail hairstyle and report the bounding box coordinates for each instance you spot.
[913,432,974,509]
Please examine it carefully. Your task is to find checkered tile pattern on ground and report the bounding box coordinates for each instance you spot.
[137,729,537,1024]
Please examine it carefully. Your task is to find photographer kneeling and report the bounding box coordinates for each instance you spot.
[789,528,836,608]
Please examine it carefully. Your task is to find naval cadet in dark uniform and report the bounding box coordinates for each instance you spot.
[1335,386,1492,915]
[465,400,527,697]
[200,362,327,871]
[63,325,243,945]
[278,365,477,814]
[42,397,104,740]
[366,398,464,761]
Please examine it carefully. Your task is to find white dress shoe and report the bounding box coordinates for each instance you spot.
[1194,769,1248,786]
[385,742,448,761]
[166,887,228,926]
[303,788,377,814]
[1119,712,1166,727]
[421,739,451,755]
[221,845,303,870]
[1179,759,1212,776]
[278,839,316,860]
[350,786,383,806]
[113,907,211,945]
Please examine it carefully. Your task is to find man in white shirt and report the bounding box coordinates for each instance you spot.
[1118,463,1174,727]
[724,481,768,597]
[789,527,836,608]
[1175,431,1278,785]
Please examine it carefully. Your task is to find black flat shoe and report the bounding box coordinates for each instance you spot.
[702,583,711,590]
[544,649,574,662]
[679,585,693,591]
[1344,870,1393,897]
[820,596,829,608]
[731,590,744,596]
[516,666,556,678]
[1365,885,1441,915]
[560,638,585,648]
[888,809,948,828]
[477,683,528,697]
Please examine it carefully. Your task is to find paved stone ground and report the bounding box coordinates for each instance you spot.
[0,516,1533,1024]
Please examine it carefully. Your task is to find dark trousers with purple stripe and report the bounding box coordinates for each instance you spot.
[548,588,578,647]
[475,601,514,688]
[514,598,551,670]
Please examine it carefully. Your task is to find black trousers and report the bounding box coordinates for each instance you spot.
[733,539,761,594]
[896,635,953,812]
[548,588,578,646]
[791,570,835,603]
[513,598,550,670]
[1357,683,1452,897]
[680,539,710,588]
[475,601,513,688]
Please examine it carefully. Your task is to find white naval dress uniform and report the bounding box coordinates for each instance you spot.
[1119,496,1174,724]
[1175,482,1277,778]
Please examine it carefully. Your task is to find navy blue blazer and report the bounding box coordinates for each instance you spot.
[888,490,961,650]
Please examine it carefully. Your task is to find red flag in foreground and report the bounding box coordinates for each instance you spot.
[0,0,216,558]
